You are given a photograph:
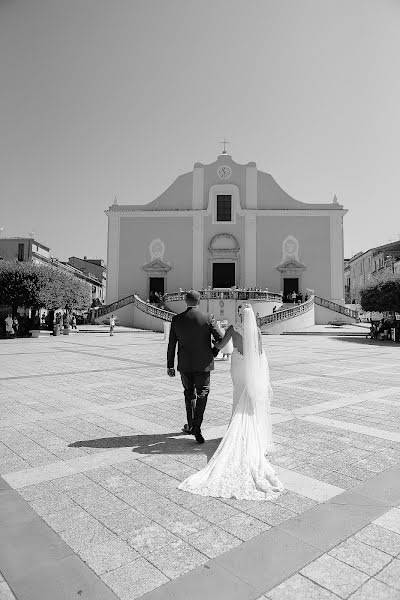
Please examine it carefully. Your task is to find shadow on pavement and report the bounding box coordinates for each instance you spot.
[335,337,400,347]
[69,432,222,461]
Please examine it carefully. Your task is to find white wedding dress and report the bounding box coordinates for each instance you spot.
[179,307,284,500]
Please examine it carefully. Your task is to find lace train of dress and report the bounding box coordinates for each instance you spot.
[178,348,284,500]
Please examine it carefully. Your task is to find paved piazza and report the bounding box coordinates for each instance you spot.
[0,330,400,600]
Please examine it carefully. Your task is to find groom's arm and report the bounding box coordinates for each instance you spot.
[210,314,223,343]
[210,313,223,357]
[167,320,177,374]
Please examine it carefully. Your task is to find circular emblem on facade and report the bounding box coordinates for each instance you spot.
[282,235,300,261]
[219,300,224,307]
[284,239,297,255]
[217,165,232,180]
[149,239,165,260]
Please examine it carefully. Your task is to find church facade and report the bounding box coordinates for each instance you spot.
[105,153,346,305]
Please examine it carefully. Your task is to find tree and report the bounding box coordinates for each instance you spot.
[0,261,42,311]
[0,261,91,312]
[360,272,400,314]
[61,272,91,311]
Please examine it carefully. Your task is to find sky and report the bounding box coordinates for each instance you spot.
[1,0,400,262]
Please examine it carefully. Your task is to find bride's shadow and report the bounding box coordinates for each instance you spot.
[69,432,221,462]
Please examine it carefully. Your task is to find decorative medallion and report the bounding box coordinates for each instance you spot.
[276,235,306,274]
[143,238,171,273]
[149,238,165,261]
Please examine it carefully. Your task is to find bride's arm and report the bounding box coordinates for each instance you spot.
[258,328,263,354]
[214,325,234,349]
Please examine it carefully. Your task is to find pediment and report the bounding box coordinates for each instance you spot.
[143,258,171,273]
[276,259,307,273]
[208,233,240,257]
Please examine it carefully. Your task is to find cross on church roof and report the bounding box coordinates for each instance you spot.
[220,139,230,155]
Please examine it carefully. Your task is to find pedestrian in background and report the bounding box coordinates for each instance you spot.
[110,315,115,336]
[5,314,15,338]
[13,316,19,337]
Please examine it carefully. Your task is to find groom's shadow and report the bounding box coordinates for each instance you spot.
[69,432,221,462]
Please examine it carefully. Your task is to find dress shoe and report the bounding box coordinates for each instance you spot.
[182,424,194,434]
[194,432,205,444]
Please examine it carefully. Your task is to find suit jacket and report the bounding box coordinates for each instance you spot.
[167,307,223,373]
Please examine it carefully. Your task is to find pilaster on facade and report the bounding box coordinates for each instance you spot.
[192,213,204,289]
[244,213,257,288]
[106,212,120,304]
[330,211,346,304]
[245,164,257,209]
[192,165,204,210]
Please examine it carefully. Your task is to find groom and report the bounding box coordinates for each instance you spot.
[167,290,223,444]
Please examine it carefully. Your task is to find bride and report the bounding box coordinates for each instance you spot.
[178,304,284,500]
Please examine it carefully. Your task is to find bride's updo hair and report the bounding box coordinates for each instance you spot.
[238,303,252,317]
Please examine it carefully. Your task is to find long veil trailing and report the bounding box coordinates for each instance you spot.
[243,305,275,454]
[178,305,283,500]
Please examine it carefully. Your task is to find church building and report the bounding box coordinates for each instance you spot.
[105,151,346,305]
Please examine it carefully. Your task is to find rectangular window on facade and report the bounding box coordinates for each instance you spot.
[17,243,24,261]
[216,195,232,221]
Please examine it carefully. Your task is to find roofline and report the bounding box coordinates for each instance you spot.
[0,237,50,251]
[106,207,346,215]
[347,240,400,264]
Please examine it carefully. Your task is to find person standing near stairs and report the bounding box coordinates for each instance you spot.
[109,315,115,336]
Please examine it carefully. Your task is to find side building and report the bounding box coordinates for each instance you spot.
[67,257,106,305]
[344,240,400,304]
[0,237,104,308]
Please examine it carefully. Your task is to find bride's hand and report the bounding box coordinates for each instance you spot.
[214,325,233,350]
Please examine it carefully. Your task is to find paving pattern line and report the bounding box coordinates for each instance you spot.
[0,398,169,429]
[55,346,167,368]
[293,386,400,416]
[2,448,138,488]
[302,415,400,442]
[0,364,156,382]
[272,465,344,502]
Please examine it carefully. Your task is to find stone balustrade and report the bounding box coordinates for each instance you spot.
[164,289,283,303]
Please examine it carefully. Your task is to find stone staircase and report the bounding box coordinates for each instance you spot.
[95,292,358,332]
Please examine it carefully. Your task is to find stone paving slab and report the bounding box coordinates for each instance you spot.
[1,333,400,599]
[0,476,118,600]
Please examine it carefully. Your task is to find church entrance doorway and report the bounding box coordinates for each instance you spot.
[149,277,164,303]
[212,263,235,288]
[283,278,299,301]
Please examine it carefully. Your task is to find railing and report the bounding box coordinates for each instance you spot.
[95,293,174,322]
[314,296,358,319]
[96,294,135,318]
[259,296,315,326]
[164,289,283,303]
[133,296,174,322]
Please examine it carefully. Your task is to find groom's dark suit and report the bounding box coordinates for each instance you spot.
[167,307,222,435]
